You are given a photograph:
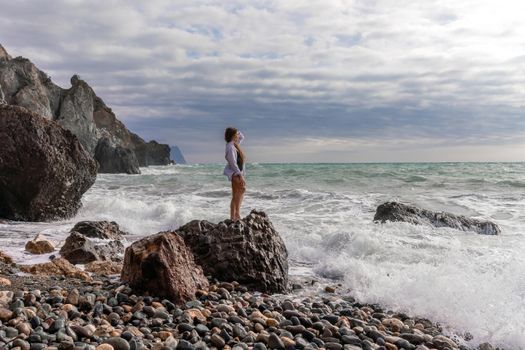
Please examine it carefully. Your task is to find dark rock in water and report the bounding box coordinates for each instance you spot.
[70,220,126,239]
[121,230,209,304]
[132,134,171,166]
[60,221,125,264]
[374,202,500,235]
[95,137,140,174]
[177,209,289,293]
[170,145,187,164]
[59,231,124,264]
[0,105,97,221]
[0,43,171,174]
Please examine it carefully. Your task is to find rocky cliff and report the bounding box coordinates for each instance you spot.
[0,44,171,173]
[170,145,187,164]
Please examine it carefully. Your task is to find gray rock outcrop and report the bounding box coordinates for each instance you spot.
[56,75,99,154]
[374,201,501,235]
[95,137,140,174]
[59,221,126,264]
[170,145,187,164]
[69,220,127,240]
[177,210,289,293]
[0,43,171,173]
[0,44,11,61]
[133,137,171,166]
[121,230,209,304]
[0,104,97,221]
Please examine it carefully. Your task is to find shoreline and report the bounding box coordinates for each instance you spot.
[0,257,492,350]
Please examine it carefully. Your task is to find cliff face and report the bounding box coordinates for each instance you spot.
[0,44,171,173]
[170,145,187,164]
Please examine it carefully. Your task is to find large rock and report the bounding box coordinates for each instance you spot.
[177,210,289,293]
[0,105,97,221]
[55,75,99,153]
[59,221,126,264]
[374,201,501,235]
[0,56,61,118]
[69,220,127,240]
[170,145,187,164]
[121,231,208,304]
[94,137,140,174]
[60,230,124,264]
[132,136,171,166]
[0,43,171,173]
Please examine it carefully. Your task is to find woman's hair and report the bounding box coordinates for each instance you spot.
[225,127,245,166]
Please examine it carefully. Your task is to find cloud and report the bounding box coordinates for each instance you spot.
[1,0,524,162]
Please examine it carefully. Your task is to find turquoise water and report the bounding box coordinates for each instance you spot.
[1,162,524,349]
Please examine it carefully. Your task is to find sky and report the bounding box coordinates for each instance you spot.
[1,0,525,163]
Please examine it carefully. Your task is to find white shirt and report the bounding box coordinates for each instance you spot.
[223,132,245,181]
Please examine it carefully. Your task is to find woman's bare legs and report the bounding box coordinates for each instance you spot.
[231,175,246,221]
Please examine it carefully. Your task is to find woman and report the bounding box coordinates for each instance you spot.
[223,127,246,221]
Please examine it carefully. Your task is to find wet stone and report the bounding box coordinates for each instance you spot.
[103,337,131,350]
[323,315,339,325]
[195,324,209,336]
[211,334,226,348]
[177,339,194,350]
[268,333,285,350]
[13,339,30,350]
[253,343,267,350]
[325,342,343,350]
[29,343,47,350]
[400,333,425,345]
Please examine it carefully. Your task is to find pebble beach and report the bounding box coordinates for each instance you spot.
[0,260,489,350]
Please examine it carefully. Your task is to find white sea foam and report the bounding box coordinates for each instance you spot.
[1,163,524,348]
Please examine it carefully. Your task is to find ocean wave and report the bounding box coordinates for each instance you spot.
[496,180,525,188]
[403,175,427,183]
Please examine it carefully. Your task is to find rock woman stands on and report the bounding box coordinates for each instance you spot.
[223,127,246,221]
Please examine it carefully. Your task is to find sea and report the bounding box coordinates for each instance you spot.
[1,162,524,349]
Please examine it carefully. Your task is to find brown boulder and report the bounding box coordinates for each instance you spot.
[25,233,55,254]
[177,210,289,293]
[0,104,97,221]
[121,231,208,304]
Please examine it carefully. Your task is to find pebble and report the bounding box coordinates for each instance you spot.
[0,306,13,321]
[211,334,226,348]
[96,345,115,350]
[268,333,285,349]
[177,339,194,350]
[103,337,130,350]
